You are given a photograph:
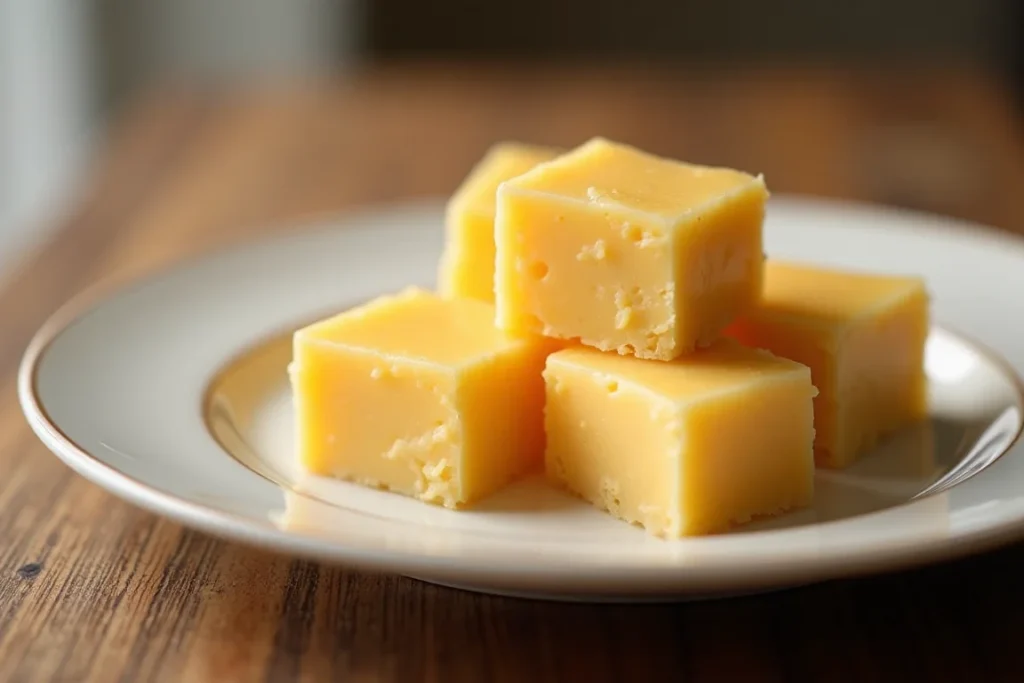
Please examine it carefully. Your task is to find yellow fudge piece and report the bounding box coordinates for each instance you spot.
[726,261,929,469]
[543,340,816,537]
[291,287,557,508]
[495,137,767,360]
[438,142,560,302]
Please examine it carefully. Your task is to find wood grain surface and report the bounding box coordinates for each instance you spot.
[1,64,1023,683]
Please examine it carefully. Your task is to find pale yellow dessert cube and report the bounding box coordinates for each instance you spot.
[544,340,816,537]
[495,137,768,360]
[291,288,558,508]
[726,260,929,468]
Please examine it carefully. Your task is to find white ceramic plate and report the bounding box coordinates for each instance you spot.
[19,196,1024,601]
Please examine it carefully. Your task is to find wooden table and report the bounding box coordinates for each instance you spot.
[1,63,1023,682]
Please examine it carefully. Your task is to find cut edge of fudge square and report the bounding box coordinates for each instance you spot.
[543,339,817,538]
[725,260,930,469]
[291,286,556,509]
[494,137,768,360]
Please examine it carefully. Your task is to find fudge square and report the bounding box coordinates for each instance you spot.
[291,287,558,508]
[437,142,559,303]
[726,260,929,469]
[543,340,817,537]
[494,137,768,360]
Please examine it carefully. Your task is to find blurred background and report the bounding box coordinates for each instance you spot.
[1,0,1021,281]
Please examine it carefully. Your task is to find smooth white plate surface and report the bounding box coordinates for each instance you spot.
[19,195,1024,601]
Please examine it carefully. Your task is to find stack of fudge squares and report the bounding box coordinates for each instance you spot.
[291,138,930,538]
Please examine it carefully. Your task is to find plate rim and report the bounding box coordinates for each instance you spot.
[17,193,1024,595]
